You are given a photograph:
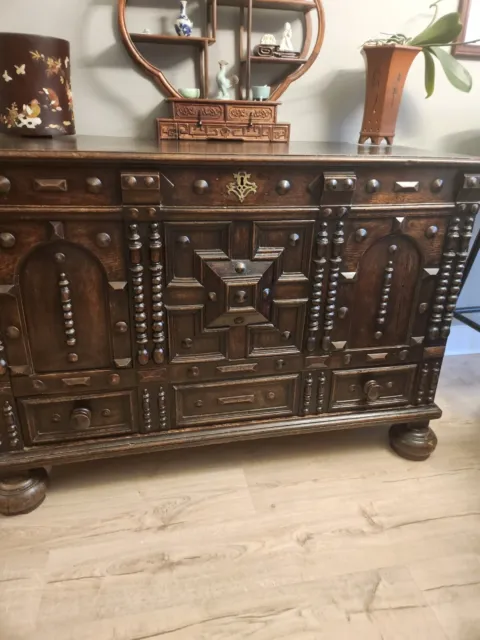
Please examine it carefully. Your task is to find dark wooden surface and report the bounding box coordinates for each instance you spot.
[0,135,479,514]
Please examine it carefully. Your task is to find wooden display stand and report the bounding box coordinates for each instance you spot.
[118,0,325,142]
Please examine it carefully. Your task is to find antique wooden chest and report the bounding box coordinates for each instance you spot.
[0,136,478,514]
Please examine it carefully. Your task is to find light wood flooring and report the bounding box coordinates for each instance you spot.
[1,354,480,640]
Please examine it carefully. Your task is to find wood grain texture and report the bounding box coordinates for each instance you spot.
[0,354,478,638]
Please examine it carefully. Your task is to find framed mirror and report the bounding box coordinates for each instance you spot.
[453,0,480,57]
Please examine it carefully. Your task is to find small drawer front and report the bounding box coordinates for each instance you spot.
[173,374,299,427]
[160,167,320,207]
[329,365,416,411]
[19,390,138,444]
[0,166,119,206]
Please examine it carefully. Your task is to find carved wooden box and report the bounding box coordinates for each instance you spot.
[0,137,478,515]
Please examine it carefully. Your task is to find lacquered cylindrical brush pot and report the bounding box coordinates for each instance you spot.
[0,32,75,137]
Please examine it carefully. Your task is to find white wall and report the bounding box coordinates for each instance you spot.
[2,0,480,153]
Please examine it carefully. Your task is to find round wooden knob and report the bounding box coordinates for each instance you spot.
[208,291,217,302]
[366,179,380,193]
[102,409,112,417]
[177,235,191,247]
[276,180,291,195]
[193,179,209,194]
[355,228,367,242]
[96,232,111,248]
[289,233,300,247]
[189,366,200,377]
[125,176,137,188]
[109,374,121,385]
[6,326,20,340]
[182,338,193,348]
[0,232,15,248]
[267,391,276,400]
[235,290,247,303]
[364,380,382,402]
[466,176,479,189]
[0,176,11,195]
[71,407,92,429]
[235,262,247,274]
[144,176,155,187]
[275,359,286,370]
[115,321,128,334]
[67,353,79,363]
[86,177,103,194]
[281,331,291,341]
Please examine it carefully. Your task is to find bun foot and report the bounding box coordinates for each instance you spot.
[0,468,48,516]
[389,422,438,461]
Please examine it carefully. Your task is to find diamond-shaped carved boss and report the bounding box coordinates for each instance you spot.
[202,258,275,328]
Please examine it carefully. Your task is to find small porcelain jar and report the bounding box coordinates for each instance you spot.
[175,1,193,37]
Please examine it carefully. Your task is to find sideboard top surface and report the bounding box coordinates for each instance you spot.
[0,135,478,165]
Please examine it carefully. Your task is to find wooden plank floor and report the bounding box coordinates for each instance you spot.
[1,354,479,640]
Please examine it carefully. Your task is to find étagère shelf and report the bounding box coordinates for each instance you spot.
[118,0,325,141]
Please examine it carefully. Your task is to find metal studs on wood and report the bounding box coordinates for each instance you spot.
[307,222,328,353]
[149,223,166,364]
[302,373,313,416]
[322,221,344,351]
[128,224,149,365]
[142,388,152,431]
[3,400,21,450]
[316,372,326,413]
[375,244,397,339]
[158,386,167,430]
[59,272,76,348]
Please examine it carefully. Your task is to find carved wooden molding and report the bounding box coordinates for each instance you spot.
[427,361,441,404]
[307,222,328,353]
[322,221,344,351]
[416,362,429,405]
[3,400,22,450]
[128,224,149,365]
[58,272,76,348]
[441,215,475,339]
[149,223,166,364]
[0,340,7,377]
[316,372,326,414]
[428,217,460,341]
[302,373,313,416]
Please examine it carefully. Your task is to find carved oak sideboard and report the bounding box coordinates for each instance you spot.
[0,136,478,515]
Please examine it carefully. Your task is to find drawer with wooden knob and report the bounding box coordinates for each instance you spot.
[159,167,321,207]
[328,365,417,411]
[18,390,138,444]
[0,166,119,206]
[173,374,300,427]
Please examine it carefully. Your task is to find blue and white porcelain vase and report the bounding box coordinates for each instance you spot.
[175,1,193,37]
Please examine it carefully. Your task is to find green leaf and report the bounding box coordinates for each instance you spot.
[429,45,472,92]
[409,12,463,46]
[423,48,436,98]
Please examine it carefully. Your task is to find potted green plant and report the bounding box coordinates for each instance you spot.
[359,0,478,145]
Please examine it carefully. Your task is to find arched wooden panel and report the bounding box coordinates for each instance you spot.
[20,242,112,373]
[350,235,422,349]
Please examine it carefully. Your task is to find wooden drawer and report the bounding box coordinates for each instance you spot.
[0,165,119,206]
[173,374,300,427]
[159,167,320,207]
[329,365,416,412]
[19,390,138,444]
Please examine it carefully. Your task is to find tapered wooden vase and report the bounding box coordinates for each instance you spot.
[358,45,421,145]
